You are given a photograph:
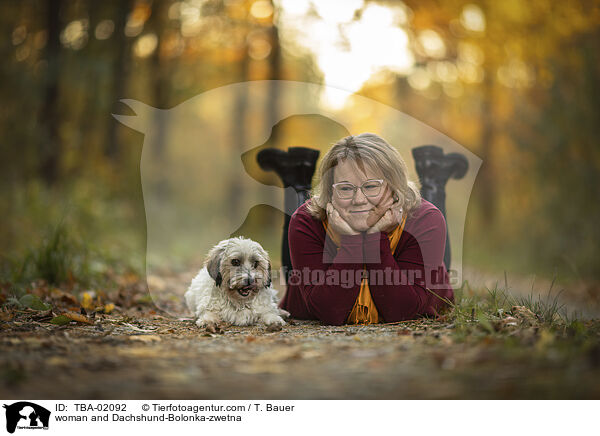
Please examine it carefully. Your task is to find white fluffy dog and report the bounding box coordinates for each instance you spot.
[185,237,289,332]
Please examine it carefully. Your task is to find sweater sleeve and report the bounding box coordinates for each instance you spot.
[287,210,365,326]
[367,208,451,322]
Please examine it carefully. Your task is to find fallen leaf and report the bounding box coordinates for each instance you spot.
[63,312,93,325]
[50,315,72,326]
[19,294,51,311]
[512,306,538,326]
[80,292,94,310]
[50,289,78,305]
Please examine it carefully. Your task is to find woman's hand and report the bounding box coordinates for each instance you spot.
[366,188,402,234]
[366,207,403,233]
[327,203,359,235]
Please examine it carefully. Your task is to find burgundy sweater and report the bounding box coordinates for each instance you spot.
[279,199,454,325]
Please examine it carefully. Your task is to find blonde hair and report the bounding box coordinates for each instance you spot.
[307,133,421,220]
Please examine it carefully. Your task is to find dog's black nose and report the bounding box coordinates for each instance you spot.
[244,276,255,286]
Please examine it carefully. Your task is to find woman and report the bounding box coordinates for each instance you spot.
[279,133,454,325]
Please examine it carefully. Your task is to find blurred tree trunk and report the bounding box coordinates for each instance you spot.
[106,0,133,160]
[478,72,496,224]
[267,4,281,143]
[148,0,171,159]
[79,0,102,170]
[229,44,250,222]
[474,1,496,224]
[38,0,63,185]
[265,3,282,226]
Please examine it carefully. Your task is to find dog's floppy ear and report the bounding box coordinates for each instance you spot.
[256,244,272,288]
[205,240,228,286]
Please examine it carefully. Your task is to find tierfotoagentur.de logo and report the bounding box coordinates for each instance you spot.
[2,402,50,434]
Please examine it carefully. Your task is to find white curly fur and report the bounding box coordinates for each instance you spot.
[184,237,288,328]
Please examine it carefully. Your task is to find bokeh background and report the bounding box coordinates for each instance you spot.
[1,0,599,302]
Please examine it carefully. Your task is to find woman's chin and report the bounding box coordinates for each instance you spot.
[348,219,370,232]
[336,211,371,232]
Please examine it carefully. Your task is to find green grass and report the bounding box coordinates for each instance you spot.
[1,220,142,299]
[0,179,145,296]
[431,275,595,342]
[1,224,90,294]
[22,223,78,285]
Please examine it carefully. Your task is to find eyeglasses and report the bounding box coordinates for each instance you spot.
[332,179,384,199]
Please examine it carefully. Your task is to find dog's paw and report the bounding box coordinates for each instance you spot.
[278,308,291,320]
[205,321,227,334]
[263,315,285,332]
[265,322,283,332]
[196,312,222,331]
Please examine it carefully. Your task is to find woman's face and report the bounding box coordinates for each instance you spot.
[331,159,389,232]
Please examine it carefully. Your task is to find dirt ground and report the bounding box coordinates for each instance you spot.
[2,313,600,400]
[1,268,599,400]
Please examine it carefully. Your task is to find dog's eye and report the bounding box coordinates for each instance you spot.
[231,259,241,266]
[253,260,259,268]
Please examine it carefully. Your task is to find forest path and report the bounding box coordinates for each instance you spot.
[1,267,599,399]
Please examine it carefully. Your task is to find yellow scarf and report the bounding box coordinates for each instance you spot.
[323,214,406,324]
